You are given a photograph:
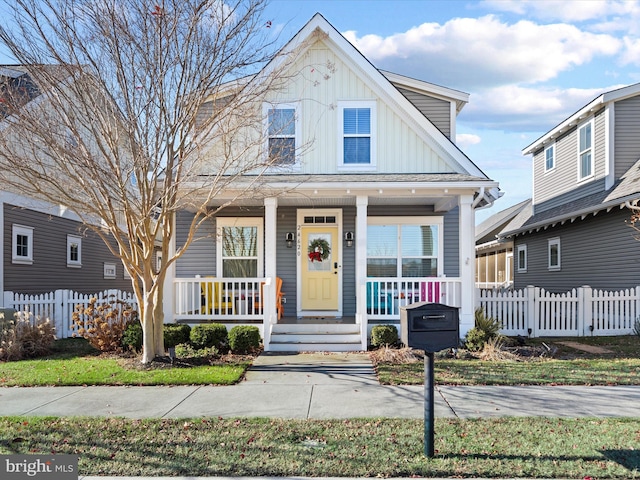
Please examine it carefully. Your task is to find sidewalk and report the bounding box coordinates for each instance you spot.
[1,352,639,419]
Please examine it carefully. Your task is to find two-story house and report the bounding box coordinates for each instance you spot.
[164,14,500,351]
[500,83,640,292]
[0,65,132,302]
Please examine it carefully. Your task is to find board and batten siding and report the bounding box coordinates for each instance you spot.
[513,207,638,292]
[3,204,132,294]
[533,109,606,213]
[260,39,454,175]
[614,95,640,179]
[396,87,451,138]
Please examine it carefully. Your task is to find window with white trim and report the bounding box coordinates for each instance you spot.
[67,234,82,268]
[516,244,527,273]
[217,217,263,277]
[548,237,561,271]
[545,144,555,172]
[264,103,298,166]
[366,217,442,277]
[338,101,376,168]
[578,120,593,180]
[12,224,33,264]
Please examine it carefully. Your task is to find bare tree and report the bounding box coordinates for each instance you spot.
[0,0,299,363]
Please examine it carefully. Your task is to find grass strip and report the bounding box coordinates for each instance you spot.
[377,358,640,386]
[0,417,638,478]
[0,357,248,386]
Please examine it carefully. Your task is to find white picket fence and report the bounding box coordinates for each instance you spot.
[3,289,138,339]
[477,285,640,337]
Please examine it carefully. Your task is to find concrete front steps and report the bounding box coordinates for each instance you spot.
[267,323,363,352]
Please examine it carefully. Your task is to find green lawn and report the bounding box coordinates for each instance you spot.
[0,417,638,478]
[0,338,249,386]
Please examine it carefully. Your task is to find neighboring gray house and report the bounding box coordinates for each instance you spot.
[0,66,132,300]
[475,199,530,289]
[499,83,640,292]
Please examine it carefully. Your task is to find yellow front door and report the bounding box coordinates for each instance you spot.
[301,226,339,311]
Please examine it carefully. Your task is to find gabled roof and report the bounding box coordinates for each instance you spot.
[500,158,640,238]
[256,13,493,183]
[523,82,640,155]
[476,199,531,244]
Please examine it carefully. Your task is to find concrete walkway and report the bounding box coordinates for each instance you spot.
[1,352,639,419]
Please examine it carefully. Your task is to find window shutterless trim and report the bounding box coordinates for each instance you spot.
[12,224,34,265]
[67,234,82,268]
[516,244,527,273]
[548,237,561,271]
[337,100,376,170]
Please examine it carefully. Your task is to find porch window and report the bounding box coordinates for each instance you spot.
[338,101,376,169]
[578,120,593,180]
[217,217,263,277]
[366,218,441,277]
[12,224,33,264]
[264,103,298,166]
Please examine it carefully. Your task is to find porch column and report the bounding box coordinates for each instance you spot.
[459,194,475,336]
[355,195,368,348]
[264,197,278,329]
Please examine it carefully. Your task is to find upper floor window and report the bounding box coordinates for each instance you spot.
[67,234,82,268]
[12,224,33,265]
[578,120,593,180]
[338,101,376,169]
[217,217,263,277]
[516,244,527,273]
[544,144,555,172]
[548,237,561,271]
[264,103,298,166]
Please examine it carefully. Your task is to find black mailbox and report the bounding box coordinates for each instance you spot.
[400,302,459,352]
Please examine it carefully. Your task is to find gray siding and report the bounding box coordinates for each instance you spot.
[396,87,451,138]
[4,204,132,294]
[533,109,606,213]
[443,207,460,277]
[513,207,639,291]
[614,95,640,178]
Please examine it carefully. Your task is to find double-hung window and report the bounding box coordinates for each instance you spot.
[12,224,33,264]
[339,101,376,169]
[578,120,593,180]
[516,244,527,273]
[548,238,561,271]
[545,144,555,172]
[265,103,298,166]
[366,217,441,278]
[67,234,82,268]
[217,218,263,278]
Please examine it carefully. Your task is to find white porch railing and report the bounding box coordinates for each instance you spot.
[477,285,640,337]
[365,277,462,320]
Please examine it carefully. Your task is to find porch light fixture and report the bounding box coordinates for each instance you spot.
[344,231,354,247]
[285,232,295,248]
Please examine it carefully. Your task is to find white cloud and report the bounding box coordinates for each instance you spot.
[343,15,621,91]
[481,0,630,22]
[456,133,481,147]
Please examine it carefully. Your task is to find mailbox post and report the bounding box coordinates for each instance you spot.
[400,302,459,457]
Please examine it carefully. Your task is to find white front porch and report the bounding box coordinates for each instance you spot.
[172,276,462,351]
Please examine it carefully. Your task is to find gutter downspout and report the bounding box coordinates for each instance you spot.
[471,187,485,208]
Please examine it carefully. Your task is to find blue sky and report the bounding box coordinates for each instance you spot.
[265,0,640,222]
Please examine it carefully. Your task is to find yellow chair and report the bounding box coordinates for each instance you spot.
[254,276,284,319]
[201,278,233,314]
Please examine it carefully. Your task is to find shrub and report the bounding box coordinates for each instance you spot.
[190,324,228,350]
[174,343,219,359]
[0,313,56,361]
[464,307,502,352]
[371,325,398,348]
[164,324,191,349]
[72,296,138,352]
[121,321,143,352]
[228,325,261,354]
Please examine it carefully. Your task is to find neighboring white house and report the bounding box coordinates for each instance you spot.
[164,13,500,351]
